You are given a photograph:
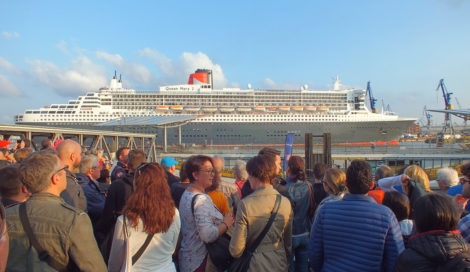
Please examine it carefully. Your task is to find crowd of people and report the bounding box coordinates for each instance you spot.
[1,137,470,271]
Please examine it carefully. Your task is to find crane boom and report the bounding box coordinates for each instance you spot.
[366,81,378,113]
[436,79,453,110]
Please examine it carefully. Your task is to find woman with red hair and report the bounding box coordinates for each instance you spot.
[108,163,181,272]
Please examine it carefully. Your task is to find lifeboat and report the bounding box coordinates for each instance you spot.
[202,107,218,113]
[220,107,235,113]
[254,106,266,112]
[156,105,169,111]
[267,107,277,112]
[278,106,291,111]
[292,106,303,111]
[170,105,183,111]
[317,106,329,112]
[305,106,316,111]
[185,107,200,112]
[237,107,252,112]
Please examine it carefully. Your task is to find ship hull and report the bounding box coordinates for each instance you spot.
[19,119,415,145]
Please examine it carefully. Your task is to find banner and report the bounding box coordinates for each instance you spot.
[283,133,295,174]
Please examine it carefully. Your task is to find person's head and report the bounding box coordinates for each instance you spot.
[323,168,347,195]
[246,155,277,189]
[233,160,248,181]
[213,156,225,177]
[346,160,372,194]
[0,166,30,202]
[14,148,34,163]
[17,140,25,149]
[414,193,459,233]
[436,167,459,191]
[18,151,67,195]
[124,163,175,234]
[382,191,410,222]
[375,165,393,182]
[185,155,216,190]
[287,156,306,181]
[23,139,31,148]
[127,150,146,172]
[160,157,179,174]
[404,165,430,192]
[41,139,53,150]
[258,147,282,174]
[97,169,110,184]
[461,162,470,180]
[116,147,130,165]
[79,155,101,180]
[57,139,82,172]
[313,163,328,180]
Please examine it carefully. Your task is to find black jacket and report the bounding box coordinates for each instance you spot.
[96,172,133,234]
[394,231,470,272]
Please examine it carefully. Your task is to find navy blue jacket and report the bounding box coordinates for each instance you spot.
[76,174,106,225]
[309,194,404,272]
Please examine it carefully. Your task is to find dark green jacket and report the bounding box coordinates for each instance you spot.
[5,193,107,271]
[60,170,87,211]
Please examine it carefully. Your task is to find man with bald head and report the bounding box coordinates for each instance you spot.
[57,139,87,211]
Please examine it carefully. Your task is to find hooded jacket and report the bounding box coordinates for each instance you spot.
[394,230,470,272]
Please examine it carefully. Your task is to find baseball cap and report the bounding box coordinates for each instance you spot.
[161,157,178,167]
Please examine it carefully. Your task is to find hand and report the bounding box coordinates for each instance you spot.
[453,194,468,216]
[223,212,234,227]
[401,174,410,186]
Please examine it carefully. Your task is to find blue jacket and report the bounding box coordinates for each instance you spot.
[286,177,311,236]
[76,174,106,225]
[308,194,404,272]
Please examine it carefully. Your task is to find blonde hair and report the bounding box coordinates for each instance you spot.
[324,168,347,195]
[404,165,431,192]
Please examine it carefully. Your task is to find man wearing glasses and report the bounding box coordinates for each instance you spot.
[4,151,107,271]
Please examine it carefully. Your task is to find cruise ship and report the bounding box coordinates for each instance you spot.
[15,69,416,145]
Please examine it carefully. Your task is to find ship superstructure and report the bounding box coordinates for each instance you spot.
[15,70,416,144]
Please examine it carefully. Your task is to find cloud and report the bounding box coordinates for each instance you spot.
[1,32,20,39]
[138,48,228,88]
[29,56,108,96]
[96,51,155,84]
[262,78,302,90]
[57,41,69,54]
[0,57,22,75]
[0,74,22,96]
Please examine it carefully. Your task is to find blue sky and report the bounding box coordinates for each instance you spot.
[1,0,469,125]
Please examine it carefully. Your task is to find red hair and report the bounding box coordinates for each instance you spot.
[123,163,175,234]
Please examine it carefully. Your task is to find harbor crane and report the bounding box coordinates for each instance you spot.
[423,106,433,127]
[366,81,378,113]
[436,79,455,136]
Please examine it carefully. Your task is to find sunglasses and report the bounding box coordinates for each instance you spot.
[53,165,69,175]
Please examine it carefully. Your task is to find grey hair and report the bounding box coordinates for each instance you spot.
[437,167,459,187]
[233,160,248,181]
[79,155,99,174]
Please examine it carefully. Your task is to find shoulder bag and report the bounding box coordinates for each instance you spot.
[229,194,282,272]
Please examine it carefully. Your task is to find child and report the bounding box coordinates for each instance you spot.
[383,191,414,246]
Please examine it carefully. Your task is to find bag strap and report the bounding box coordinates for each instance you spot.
[247,194,282,253]
[191,194,203,215]
[132,233,155,265]
[19,203,67,272]
[122,216,155,265]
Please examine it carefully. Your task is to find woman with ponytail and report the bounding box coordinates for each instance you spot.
[313,167,348,225]
[285,156,312,272]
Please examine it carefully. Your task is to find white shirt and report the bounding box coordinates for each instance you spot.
[108,209,181,272]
